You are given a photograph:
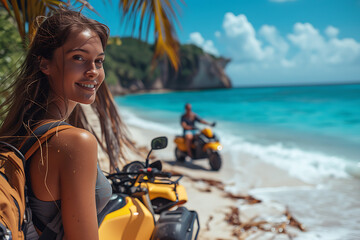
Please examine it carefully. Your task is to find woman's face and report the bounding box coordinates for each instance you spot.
[41,29,105,106]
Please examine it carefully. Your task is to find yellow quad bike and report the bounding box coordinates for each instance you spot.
[98,137,200,240]
[174,124,223,171]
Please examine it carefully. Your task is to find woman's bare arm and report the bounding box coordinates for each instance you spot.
[50,128,99,240]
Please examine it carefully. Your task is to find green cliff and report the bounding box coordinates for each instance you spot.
[104,37,232,94]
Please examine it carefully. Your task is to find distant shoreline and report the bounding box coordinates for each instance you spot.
[231,80,360,89]
[109,81,360,96]
[109,86,229,97]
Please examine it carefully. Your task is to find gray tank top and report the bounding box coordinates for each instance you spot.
[26,165,112,240]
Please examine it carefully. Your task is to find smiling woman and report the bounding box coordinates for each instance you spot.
[0,8,131,240]
[40,29,106,111]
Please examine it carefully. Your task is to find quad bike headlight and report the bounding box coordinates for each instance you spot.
[217,145,223,151]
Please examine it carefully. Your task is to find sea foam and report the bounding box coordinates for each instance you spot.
[120,107,179,135]
[220,132,351,183]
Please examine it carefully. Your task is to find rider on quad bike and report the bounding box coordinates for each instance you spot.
[180,103,215,160]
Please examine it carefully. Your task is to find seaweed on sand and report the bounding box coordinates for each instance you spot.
[225,205,306,239]
[166,169,305,239]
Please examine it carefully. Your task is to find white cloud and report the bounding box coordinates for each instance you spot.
[222,13,266,61]
[215,13,360,85]
[287,22,360,65]
[288,23,325,51]
[202,40,219,56]
[189,32,204,46]
[325,25,339,38]
[259,25,289,57]
[189,32,219,56]
[326,38,360,64]
[223,13,255,38]
[281,59,296,68]
[215,31,221,38]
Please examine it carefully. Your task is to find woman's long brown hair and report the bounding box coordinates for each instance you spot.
[0,8,134,170]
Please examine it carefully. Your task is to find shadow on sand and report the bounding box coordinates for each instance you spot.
[163,159,212,171]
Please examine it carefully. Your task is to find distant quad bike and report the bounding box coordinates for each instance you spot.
[174,125,223,171]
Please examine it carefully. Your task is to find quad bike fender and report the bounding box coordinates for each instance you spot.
[174,137,198,152]
[174,137,187,152]
[142,182,188,205]
[99,197,154,240]
[203,142,222,152]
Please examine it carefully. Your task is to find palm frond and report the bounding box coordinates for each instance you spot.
[0,0,98,46]
[118,0,183,70]
[0,0,10,12]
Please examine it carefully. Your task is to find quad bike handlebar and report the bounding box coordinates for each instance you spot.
[191,121,216,130]
[106,165,176,194]
[106,167,172,180]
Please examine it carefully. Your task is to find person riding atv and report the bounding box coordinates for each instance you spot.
[175,104,222,170]
[181,103,215,160]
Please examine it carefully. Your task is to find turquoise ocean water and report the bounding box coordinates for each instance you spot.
[116,84,360,180]
[116,84,360,239]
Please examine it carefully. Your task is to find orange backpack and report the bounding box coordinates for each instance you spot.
[0,121,72,240]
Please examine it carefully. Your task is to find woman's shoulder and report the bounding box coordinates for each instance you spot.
[47,127,98,161]
[52,126,96,145]
[54,126,95,141]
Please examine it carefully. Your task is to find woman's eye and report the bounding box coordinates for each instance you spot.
[73,55,84,61]
[95,59,105,67]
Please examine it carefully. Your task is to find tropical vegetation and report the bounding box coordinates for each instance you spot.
[0,7,23,101]
[104,37,211,90]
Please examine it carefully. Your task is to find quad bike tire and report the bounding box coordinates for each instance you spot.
[175,147,186,162]
[209,151,222,171]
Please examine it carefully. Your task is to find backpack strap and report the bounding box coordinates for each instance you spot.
[19,121,73,240]
[0,141,25,165]
[19,121,72,159]
[20,121,73,192]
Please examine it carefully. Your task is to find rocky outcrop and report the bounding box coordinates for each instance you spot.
[154,53,231,90]
[104,38,232,95]
[183,54,231,89]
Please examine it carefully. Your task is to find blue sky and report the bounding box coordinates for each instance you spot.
[87,0,360,87]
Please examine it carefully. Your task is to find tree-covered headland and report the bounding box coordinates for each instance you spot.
[105,37,232,94]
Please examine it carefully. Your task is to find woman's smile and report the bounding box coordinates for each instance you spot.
[75,82,98,91]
